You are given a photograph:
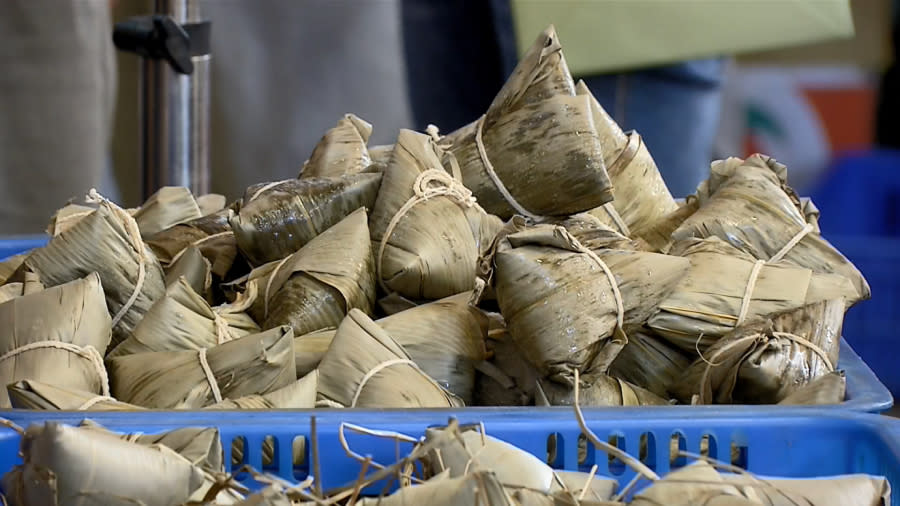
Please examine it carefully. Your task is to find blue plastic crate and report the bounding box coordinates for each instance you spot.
[1,408,900,502]
[0,235,47,261]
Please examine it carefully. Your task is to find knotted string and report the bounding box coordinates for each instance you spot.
[168,231,233,265]
[86,189,147,329]
[376,169,482,293]
[734,222,816,327]
[0,341,110,396]
[473,115,546,221]
[76,395,119,411]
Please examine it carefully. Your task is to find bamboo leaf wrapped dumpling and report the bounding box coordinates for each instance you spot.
[672,299,844,405]
[145,209,236,274]
[8,380,141,411]
[608,330,692,399]
[132,186,203,238]
[671,154,869,303]
[299,113,373,178]
[2,422,240,506]
[227,207,375,336]
[292,291,487,403]
[577,81,679,234]
[443,28,614,219]
[0,273,111,408]
[647,237,859,351]
[317,309,461,408]
[486,219,689,383]
[536,375,669,407]
[108,277,259,357]
[26,194,167,347]
[369,129,501,300]
[107,326,295,409]
[231,173,382,266]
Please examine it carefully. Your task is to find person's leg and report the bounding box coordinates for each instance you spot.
[399,0,507,132]
[582,59,726,197]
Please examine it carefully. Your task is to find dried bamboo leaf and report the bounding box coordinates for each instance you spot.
[577,81,679,232]
[446,94,613,219]
[300,113,373,178]
[484,25,575,123]
[7,380,141,411]
[133,186,203,238]
[631,197,700,254]
[648,237,858,351]
[164,245,212,297]
[556,213,640,251]
[488,220,688,383]
[536,375,669,407]
[609,330,692,399]
[672,154,869,303]
[108,277,258,358]
[0,272,43,305]
[548,471,618,502]
[206,370,318,409]
[316,309,461,408]
[778,370,846,405]
[146,209,234,266]
[674,298,844,404]
[0,252,28,285]
[1,422,229,506]
[356,471,514,506]
[108,326,295,409]
[232,173,382,266]
[46,203,96,236]
[422,426,554,491]
[367,144,394,173]
[77,419,224,471]
[294,292,486,403]
[369,130,491,300]
[0,273,111,408]
[26,201,167,346]
[196,193,227,216]
[630,461,750,506]
[474,326,540,406]
[229,207,375,336]
[721,469,890,506]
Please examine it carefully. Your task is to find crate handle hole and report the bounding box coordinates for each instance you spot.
[639,432,657,471]
[670,433,687,469]
[607,433,626,476]
[292,435,309,480]
[577,433,595,471]
[547,433,564,467]
[731,442,748,469]
[700,434,717,460]
[230,436,248,470]
[262,435,277,471]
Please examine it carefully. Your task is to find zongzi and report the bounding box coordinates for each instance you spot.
[299,113,373,178]
[369,129,501,300]
[0,273,111,408]
[316,309,461,408]
[26,193,167,346]
[108,326,296,409]
[231,173,382,266]
[673,299,844,405]
[132,186,203,238]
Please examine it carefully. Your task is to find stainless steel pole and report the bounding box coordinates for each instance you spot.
[140,0,210,199]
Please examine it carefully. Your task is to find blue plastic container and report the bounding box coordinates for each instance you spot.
[0,235,47,261]
[2,408,900,502]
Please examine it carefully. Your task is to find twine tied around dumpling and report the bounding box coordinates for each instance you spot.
[86,189,148,329]
[734,222,816,327]
[377,169,484,294]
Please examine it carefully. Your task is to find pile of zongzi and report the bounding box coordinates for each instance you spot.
[0,24,872,412]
